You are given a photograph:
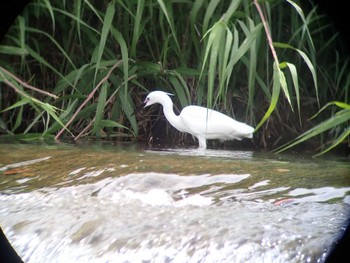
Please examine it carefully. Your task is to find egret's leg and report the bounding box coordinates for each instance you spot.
[197,137,207,149]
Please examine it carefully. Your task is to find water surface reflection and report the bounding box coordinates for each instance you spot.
[0,143,349,262]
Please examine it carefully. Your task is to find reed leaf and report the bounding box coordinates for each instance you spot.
[168,73,189,108]
[110,28,129,94]
[93,82,108,137]
[119,89,137,137]
[26,45,74,88]
[26,27,76,69]
[1,98,31,112]
[131,0,145,58]
[99,119,129,129]
[202,0,220,35]
[313,127,350,157]
[0,45,27,56]
[274,108,350,155]
[255,63,281,131]
[274,42,318,106]
[93,0,115,83]
[286,0,315,51]
[157,0,181,55]
[283,62,300,117]
[42,0,55,32]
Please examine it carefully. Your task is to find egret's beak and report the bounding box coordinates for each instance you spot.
[143,97,151,108]
[131,97,150,116]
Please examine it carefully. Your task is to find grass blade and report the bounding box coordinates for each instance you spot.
[131,0,145,57]
[157,0,181,54]
[93,0,115,83]
[275,109,350,154]
[314,127,350,157]
[93,82,108,137]
[255,63,281,131]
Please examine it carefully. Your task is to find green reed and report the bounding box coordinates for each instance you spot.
[0,0,348,155]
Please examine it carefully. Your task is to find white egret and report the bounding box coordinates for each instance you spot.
[143,91,254,149]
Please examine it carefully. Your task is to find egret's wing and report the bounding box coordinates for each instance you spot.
[180,106,253,139]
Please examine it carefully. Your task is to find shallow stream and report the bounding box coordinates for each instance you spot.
[0,142,349,262]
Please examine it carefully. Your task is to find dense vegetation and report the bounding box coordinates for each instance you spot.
[0,0,349,155]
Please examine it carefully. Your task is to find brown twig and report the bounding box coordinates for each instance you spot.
[74,74,137,141]
[253,0,280,66]
[54,60,123,140]
[0,66,59,99]
[74,119,94,140]
[1,78,32,100]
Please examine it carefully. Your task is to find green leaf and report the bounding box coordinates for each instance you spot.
[311,101,350,119]
[110,28,129,95]
[119,90,137,137]
[157,0,181,54]
[285,62,300,116]
[255,63,281,131]
[42,0,55,32]
[274,42,318,106]
[93,0,115,83]
[26,45,74,88]
[202,0,220,34]
[1,98,31,112]
[12,105,24,133]
[0,45,27,56]
[93,82,108,137]
[131,0,145,57]
[275,109,350,154]
[26,27,76,69]
[313,126,350,157]
[99,119,129,129]
[0,133,55,141]
[168,73,189,108]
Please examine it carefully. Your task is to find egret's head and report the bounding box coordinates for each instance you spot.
[143,91,173,108]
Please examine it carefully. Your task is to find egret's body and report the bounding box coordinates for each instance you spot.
[143,91,254,148]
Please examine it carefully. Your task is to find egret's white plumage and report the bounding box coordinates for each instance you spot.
[143,91,254,148]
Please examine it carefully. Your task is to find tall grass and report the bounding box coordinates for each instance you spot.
[0,0,348,154]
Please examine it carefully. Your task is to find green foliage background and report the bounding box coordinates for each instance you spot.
[0,0,349,155]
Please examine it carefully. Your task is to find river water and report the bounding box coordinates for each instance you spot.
[0,142,349,262]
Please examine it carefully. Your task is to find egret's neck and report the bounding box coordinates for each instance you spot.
[161,97,183,131]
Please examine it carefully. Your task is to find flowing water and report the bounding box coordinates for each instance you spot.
[0,142,349,263]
